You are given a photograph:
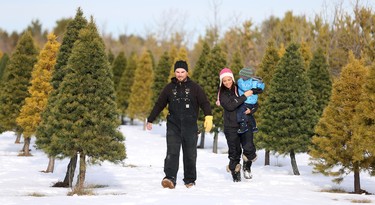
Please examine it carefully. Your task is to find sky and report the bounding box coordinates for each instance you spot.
[1,0,372,40]
[1,121,375,205]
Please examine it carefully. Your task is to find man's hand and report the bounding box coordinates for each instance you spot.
[146,122,153,130]
[204,115,213,132]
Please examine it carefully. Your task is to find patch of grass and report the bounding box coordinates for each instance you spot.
[67,187,96,196]
[321,188,347,193]
[86,184,108,189]
[27,192,46,197]
[350,199,372,203]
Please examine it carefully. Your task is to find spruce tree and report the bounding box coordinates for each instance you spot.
[152,51,171,105]
[0,53,9,81]
[255,40,280,165]
[191,41,210,83]
[0,31,38,139]
[16,33,60,156]
[126,50,154,127]
[259,43,317,175]
[36,7,87,187]
[310,52,368,194]
[229,50,243,80]
[48,20,126,191]
[307,48,332,118]
[107,49,115,65]
[111,51,127,91]
[352,61,375,189]
[116,52,137,122]
[200,44,226,153]
[192,41,210,148]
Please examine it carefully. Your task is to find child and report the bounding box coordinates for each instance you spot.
[237,67,264,134]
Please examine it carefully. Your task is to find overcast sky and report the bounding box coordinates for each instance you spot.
[1,0,373,39]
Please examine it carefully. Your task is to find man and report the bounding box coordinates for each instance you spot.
[147,60,213,189]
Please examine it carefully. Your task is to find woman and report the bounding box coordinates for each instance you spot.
[217,68,257,182]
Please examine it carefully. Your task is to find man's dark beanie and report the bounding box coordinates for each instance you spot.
[174,60,188,72]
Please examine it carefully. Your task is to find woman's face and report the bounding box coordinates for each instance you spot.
[222,76,233,89]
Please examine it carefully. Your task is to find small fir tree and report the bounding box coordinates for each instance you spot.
[255,40,280,165]
[0,31,38,140]
[111,51,127,91]
[16,33,60,156]
[259,43,317,175]
[48,20,126,191]
[200,44,226,153]
[36,7,87,187]
[126,50,154,128]
[0,53,9,81]
[116,52,137,122]
[310,52,368,194]
[307,48,332,118]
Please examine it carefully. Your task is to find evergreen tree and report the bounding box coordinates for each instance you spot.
[200,44,226,153]
[126,50,154,127]
[116,52,137,121]
[16,33,60,156]
[48,20,126,191]
[0,53,9,81]
[229,50,243,80]
[0,31,38,138]
[352,61,375,178]
[107,49,115,65]
[152,51,171,105]
[191,41,210,83]
[255,40,280,165]
[307,48,332,118]
[300,40,312,70]
[36,7,87,187]
[310,52,368,194]
[259,43,317,175]
[111,51,127,91]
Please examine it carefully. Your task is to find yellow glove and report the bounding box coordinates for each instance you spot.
[204,115,213,132]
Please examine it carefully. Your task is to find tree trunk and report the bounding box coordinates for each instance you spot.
[213,131,218,154]
[290,150,300,175]
[143,118,147,130]
[265,149,270,166]
[197,130,205,149]
[62,154,78,187]
[45,156,55,173]
[22,137,31,156]
[14,132,21,144]
[130,118,134,125]
[76,153,86,191]
[121,114,126,125]
[354,163,361,194]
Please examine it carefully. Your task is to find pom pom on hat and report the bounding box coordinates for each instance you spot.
[219,68,235,86]
[174,60,188,72]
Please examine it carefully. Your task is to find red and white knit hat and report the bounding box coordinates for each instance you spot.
[219,68,235,86]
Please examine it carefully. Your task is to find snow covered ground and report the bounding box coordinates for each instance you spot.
[0,121,374,205]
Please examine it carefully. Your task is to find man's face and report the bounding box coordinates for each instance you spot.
[175,68,188,82]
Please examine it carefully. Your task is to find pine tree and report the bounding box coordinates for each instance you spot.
[0,31,38,139]
[229,50,243,80]
[200,44,226,153]
[111,51,127,91]
[352,61,375,187]
[191,41,210,83]
[126,50,154,128]
[191,41,210,148]
[255,40,280,165]
[48,19,126,191]
[152,51,171,105]
[107,49,115,66]
[36,7,87,187]
[310,52,368,194]
[16,33,60,156]
[0,53,9,81]
[259,43,317,175]
[116,52,137,122]
[300,40,312,70]
[307,48,332,118]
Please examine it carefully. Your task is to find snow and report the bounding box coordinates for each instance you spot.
[1,121,374,205]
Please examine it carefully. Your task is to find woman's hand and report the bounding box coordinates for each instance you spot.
[244,108,252,115]
[244,90,253,97]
